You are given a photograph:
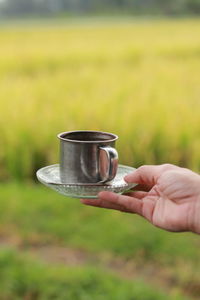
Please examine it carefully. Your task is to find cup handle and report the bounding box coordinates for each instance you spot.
[99,146,118,182]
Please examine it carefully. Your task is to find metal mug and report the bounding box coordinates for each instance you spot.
[57,130,118,184]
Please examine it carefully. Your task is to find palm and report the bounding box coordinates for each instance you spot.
[81,164,200,233]
[143,177,195,232]
[127,166,199,232]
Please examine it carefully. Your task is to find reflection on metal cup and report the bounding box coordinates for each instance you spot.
[57,130,118,184]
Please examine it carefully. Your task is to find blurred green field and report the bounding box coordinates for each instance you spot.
[0,248,189,300]
[0,183,199,299]
[1,18,200,299]
[1,18,200,180]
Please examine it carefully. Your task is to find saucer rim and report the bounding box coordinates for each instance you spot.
[36,164,136,187]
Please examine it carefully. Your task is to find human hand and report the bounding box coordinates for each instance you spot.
[81,164,200,234]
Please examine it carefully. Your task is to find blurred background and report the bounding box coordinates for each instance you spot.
[0,1,200,299]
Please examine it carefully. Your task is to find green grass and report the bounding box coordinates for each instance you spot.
[0,183,199,298]
[0,248,188,300]
[0,183,199,263]
[1,18,200,181]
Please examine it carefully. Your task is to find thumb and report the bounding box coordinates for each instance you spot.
[124,164,167,186]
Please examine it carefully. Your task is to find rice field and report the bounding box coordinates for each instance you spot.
[1,18,200,181]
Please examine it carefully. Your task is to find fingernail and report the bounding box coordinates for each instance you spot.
[124,175,132,182]
[98,191,105,198]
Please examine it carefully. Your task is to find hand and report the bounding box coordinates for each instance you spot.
[81,164,200,234]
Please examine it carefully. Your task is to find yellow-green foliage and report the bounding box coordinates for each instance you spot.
[1,19,200,180]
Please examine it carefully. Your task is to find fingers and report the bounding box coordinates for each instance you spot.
[81,191,157,222]
[131,184,152,192]
[80,197,125,211]
[125,191,148,199]
[124,164,176,187]
[80,191,143,214]
[97,191,144,216]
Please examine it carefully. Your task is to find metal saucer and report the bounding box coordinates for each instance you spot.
[36,164,137,199]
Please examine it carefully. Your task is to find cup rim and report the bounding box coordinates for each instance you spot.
[57,130,118,143]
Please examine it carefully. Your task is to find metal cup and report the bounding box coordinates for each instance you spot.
[58,130,118,184]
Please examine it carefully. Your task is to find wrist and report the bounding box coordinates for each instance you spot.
[191,194,200,234]
[188,173,200,234]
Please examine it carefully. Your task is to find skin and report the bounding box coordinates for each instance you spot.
[81,164,200,234]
